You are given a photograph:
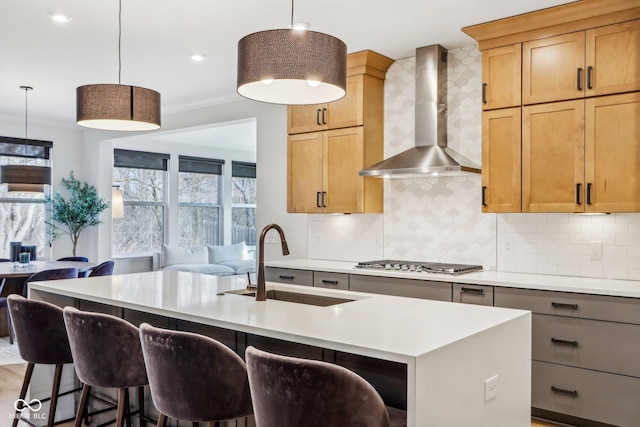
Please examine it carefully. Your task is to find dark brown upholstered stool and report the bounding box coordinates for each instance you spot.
[245,346,407,427]
[63,307,150,427]
[7,295,116,427]
[139,323,253,427]
[87,260,115,277]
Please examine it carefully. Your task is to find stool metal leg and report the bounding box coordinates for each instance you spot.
[157,413,168,427]
[124,388,131,427]
[12,362,35,427]
[137,386,146,427]
[116,388,127,427]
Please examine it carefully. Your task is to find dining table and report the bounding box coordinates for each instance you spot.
[0,260,97,337]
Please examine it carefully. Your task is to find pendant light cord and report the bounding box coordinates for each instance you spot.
[24,88,28,142]
[118,0,122,85]
[290,0,294,28]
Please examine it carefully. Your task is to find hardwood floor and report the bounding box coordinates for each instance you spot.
[0,363,561,427]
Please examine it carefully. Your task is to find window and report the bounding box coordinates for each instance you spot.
[178,156,224,246]
[113,149,169,255]
[0,137,52,259]
[231,161,256,245]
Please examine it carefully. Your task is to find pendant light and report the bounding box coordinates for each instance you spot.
[237,0,347,105]
[76,0,161,131]
[111,185,124,218]
[0,86,52,194]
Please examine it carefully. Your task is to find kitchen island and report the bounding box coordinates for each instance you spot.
[28,270,531,427]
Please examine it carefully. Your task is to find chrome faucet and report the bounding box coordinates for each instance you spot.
[256,223,290,301]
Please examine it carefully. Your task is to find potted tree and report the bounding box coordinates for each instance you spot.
[45,171,109,256]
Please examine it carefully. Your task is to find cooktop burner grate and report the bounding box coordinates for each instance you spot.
[354,260,483,275]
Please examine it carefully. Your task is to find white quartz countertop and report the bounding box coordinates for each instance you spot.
[266,258,640,298]
[28,270,528,363]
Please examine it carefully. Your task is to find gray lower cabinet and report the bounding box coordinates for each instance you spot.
[349,274,452,301]
[264,267,313,286]
[452,283,494,306]
[313,271,349,290]
[495,286,640,427]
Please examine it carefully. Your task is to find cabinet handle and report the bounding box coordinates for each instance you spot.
[587,66,593,90]
[575,183,582,205]
[481,186,487,207]
[316,192,322,208]
[321,280,339,285]
[551,386,578,398]
[316,109,322,126]
[322,191,327,208]
[576,67,583,91]
[551,338,578,347]
[482,83,487,104]
[322,108,327,125]
[279,275,294,280]
[586,183,592,205]
[461,287,484,295]
[551,302,578,310]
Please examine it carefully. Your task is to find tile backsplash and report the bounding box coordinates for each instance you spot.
[308,45,640,281]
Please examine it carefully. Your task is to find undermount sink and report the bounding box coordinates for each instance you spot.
[226,289,355,307]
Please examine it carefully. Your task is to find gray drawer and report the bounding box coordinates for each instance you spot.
[349,275,452,301]
[532,314,640,378]
[532,361,640,427]
[314,271,349,290]
[264,267,313,286]
[452,283,494,306]
[495,287,640,324]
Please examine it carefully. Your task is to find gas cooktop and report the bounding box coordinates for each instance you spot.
[354,260,483,275]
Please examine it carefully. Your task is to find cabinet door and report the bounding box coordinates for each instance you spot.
[522,100,585,212]
[523,32,585,104]
[586,19,640,97]
[287,132,323,213]
[585,92,640,212]
[482,108,521,212]
[482,44,522,110]
[288,104,324,134]
[325,74,364,129]
[323,127,365,213]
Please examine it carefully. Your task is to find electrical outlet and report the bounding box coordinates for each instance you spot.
[505,240,515,255]
[264,234,279,244]
[589,240,602,260]
[484,375,498,403]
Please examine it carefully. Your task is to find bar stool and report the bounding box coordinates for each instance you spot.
[139,323,253,426]
[245,346,407,427]
[63,307,150,427]
[7,295,116,427]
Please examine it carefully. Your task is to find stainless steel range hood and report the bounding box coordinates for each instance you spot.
[359,44,480,178]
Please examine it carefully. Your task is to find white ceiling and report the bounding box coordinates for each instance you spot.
[1,0,575,127]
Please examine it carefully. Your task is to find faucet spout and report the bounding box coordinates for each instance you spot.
[256,223,289,301]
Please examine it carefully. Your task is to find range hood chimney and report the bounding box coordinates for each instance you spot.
[359,44,480,178]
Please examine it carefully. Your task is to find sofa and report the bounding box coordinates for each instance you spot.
[153,242,256,276]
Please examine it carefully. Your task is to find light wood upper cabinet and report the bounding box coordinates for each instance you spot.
[482,44,521,110]
[482,108,521,212]
[286,50,393,214]
[287,75,364,134]
[585,19,640,97]
[522,100,585,213]
[523,19,640,105]
[585,92,640,212]
[523,32,586,105]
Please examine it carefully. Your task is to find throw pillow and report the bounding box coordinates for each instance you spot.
[161,244,208,268]
[208,242,250,263]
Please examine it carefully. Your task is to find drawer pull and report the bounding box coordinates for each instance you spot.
[551,386,578,398]
[461,287,484,295]
[279,275,294,280]
[551,338,578,347]
[321,280,339,285]
[551,302,578,310]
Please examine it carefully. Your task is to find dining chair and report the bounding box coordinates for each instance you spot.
[88,260,115,277]
[245,346,406,427]
[57,256,89,262]
[139,323,253,426]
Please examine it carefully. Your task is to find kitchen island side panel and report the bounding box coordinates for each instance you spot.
[415,312,531,427]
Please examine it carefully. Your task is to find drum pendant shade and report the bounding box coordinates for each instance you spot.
[77,84,161,131]
[237,29,347,105]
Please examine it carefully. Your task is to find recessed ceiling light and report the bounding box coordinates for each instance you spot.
[49,13,71,23]
[189,54,206,62]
